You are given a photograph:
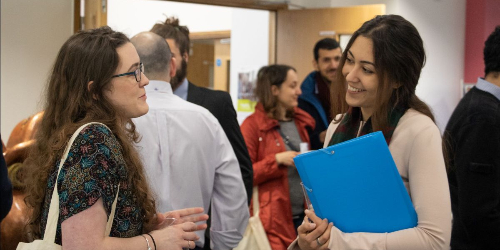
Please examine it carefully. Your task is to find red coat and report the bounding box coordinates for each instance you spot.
[241,103,315,250]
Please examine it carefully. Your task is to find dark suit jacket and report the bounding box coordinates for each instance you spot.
[444,86,500,249]
[187,82,253,202]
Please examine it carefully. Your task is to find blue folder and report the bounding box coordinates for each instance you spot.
[293,131,417,233]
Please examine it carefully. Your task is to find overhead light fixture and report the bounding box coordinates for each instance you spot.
[220,38,231,44]
[319,31,336,36]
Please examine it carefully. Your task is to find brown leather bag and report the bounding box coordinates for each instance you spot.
[1,112,43,250]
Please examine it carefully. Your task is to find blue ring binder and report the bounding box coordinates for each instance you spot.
[294,131,417,233]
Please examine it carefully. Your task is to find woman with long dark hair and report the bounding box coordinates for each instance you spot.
[22,26,205,249]
[290,15,451,250]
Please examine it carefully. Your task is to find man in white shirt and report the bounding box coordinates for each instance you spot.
[131,32,249,250]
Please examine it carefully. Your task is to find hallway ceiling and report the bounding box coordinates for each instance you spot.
[166,0,292,10]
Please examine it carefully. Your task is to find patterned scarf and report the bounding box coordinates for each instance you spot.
[327,106,407,146]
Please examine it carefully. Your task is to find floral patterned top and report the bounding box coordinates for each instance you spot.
[40,123,143,244]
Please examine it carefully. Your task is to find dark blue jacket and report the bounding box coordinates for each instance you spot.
[298,71,328,150]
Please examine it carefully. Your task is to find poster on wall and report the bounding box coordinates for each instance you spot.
[237,70,258,112]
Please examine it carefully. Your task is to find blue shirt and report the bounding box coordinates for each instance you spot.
[172,78,189,100]
[476,77,500,101]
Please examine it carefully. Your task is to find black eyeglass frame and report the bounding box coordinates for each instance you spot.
[111,62,144,82]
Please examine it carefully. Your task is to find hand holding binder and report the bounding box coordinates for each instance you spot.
[293,131,417,233]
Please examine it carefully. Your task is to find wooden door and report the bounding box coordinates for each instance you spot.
[276,4,385,82]
[213,39,231,91]
[84,0,107,30]
[187,42,215,88]
[188,31,231,91]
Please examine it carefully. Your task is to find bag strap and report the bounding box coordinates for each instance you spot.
[277,128,300,152]
[252,186,260,216]
[105,184,120,236]
[44,122,120,242]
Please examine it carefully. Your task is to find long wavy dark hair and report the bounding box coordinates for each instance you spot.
[331,15,434,130]
[23,26,157,239]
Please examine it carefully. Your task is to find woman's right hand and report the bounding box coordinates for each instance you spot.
[275,151,300,167]
[150,222,200,250]
[297,209,333,250]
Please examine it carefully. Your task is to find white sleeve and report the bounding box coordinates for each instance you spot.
[209,124,250,250]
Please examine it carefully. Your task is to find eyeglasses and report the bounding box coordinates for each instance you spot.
[111,62,144,82]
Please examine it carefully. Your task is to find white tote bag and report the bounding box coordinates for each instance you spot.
[234,186,272,250]
[17,123,119,250]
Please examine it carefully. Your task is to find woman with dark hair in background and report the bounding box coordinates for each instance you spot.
[290,15,451,250]
[21,26,206,249]
[241,65,315,250]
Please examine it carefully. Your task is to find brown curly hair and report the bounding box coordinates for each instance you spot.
[23,26,157,239]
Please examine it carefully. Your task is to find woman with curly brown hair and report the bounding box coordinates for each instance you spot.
[21,26,206,249]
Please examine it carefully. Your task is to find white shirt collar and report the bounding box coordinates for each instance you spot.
[145,80,173,94]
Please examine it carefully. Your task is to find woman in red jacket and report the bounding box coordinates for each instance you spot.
[241,65,315,250]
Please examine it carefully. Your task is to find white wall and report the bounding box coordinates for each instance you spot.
[397,0,465,132]
[107,0,270,124]
[107,0,233,37]
[1,0,73,141]
[229,9,270,123]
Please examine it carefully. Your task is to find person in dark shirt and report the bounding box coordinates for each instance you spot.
[444,26,500,249]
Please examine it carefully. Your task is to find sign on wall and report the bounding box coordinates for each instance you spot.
[237,70,258,112]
